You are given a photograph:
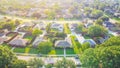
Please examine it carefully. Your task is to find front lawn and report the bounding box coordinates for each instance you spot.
[24,36,33,41]
[29,48,39,54]
[66,48,75,54]
[55,48,64,55]
[13,47,25,53]
[55,48,75,55]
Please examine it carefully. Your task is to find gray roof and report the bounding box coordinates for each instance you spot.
[9,38,28,47]
[55,40,71,47]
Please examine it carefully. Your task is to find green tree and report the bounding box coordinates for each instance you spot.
[81,36,120,68]
[90,9,103,19]
[0,46,16,68]
[32,28,43,36]
[80,42,90,52]
[1,21,15,30]
[11,60,27,68]
[38,41,53,54]
[95,19,103,25]
[44,9,56,19]
[100,36,120,47]
[28,58,44,68]
[75,24,84,33]
[81,46,120,68]
[46,64,53,68]
[55,58,76,68]
[88,25,108,37]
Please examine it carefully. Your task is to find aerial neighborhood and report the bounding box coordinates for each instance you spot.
[0,0,120,68]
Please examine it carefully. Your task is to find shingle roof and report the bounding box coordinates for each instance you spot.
[9,38,28,47]
[55,40,71,47]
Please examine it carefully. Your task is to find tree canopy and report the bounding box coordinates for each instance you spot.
[32,28,43,36]
[28,58,44,68]
[81,46,120,68]
[0,46,16,68]
[80,36,120,68]
[88,25,108,37]
[100,36,120,47]
[55,58,76,68]
[38,41,53,54]
[11,59,27,68]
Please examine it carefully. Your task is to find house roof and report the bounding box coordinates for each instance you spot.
[0,37,6,44]
[9,38,28,47]
[51,23,62,28]
[76,35,96,47]
[55,40,71,47]
[34,23,46,30]
[104,21,112,24]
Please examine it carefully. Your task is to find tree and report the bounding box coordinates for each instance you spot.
[88,25,108,37]
[0,46,16,68]
[95,19,103,25]
[32,28,43,36]
[80,42,90,52]
[44,9,56,19]
[1,21,16,30]
[11,60,27,68]
[81,46,120,68]
[81,36,120,68]
[54,58,76,68]
[38,41,53,54]
[46,64,53,68]
[100,36,120,47]
[75,24,84,33]
[15,19,21,26]
[28,58,44,68]
[90,9,103,19]
[49,50,56,55]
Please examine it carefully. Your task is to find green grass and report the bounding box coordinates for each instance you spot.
[84,35,91,39]
[25,47,30,53]
[113,18,120,23]
[24,36,33,41]
[29,48,39,54]
[13,47,25,53]
[66,48,75,54]
[55,48,75,55]
[55,48,64,55]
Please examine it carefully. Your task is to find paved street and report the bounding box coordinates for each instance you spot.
[17,55,81,65]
